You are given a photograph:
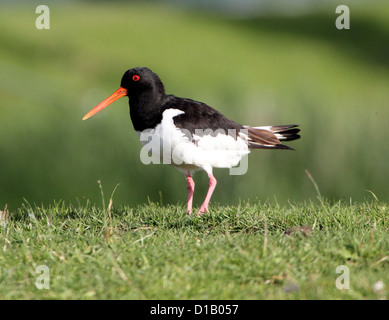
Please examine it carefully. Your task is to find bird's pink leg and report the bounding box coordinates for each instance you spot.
[186,174,195,215]
[197,173,217,216]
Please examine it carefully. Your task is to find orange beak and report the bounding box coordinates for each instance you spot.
[82,87,127,120]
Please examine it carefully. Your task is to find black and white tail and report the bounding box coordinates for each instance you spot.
[244,124,301,150]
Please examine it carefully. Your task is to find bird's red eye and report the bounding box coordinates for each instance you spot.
[132,75,140,81]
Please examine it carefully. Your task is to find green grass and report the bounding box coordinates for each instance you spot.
[0,1,388,301]
[1,198,388,299]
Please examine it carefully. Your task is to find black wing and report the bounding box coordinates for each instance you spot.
[162,95,243,138]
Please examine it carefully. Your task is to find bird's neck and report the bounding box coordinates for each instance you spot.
[128,89,167,131]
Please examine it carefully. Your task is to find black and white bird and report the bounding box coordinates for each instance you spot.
[82,67,300,216]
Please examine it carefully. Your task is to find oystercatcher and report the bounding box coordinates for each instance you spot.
[83,67,300,216]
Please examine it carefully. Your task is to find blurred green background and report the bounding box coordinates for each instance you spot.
[1,0,388,211]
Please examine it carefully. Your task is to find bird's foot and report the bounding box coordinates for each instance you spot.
[196,206,208,217]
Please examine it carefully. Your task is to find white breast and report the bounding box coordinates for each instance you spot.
[137,109,249,173]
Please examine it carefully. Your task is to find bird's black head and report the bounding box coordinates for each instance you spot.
[82,67,165,121]
[120,67,165,100]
